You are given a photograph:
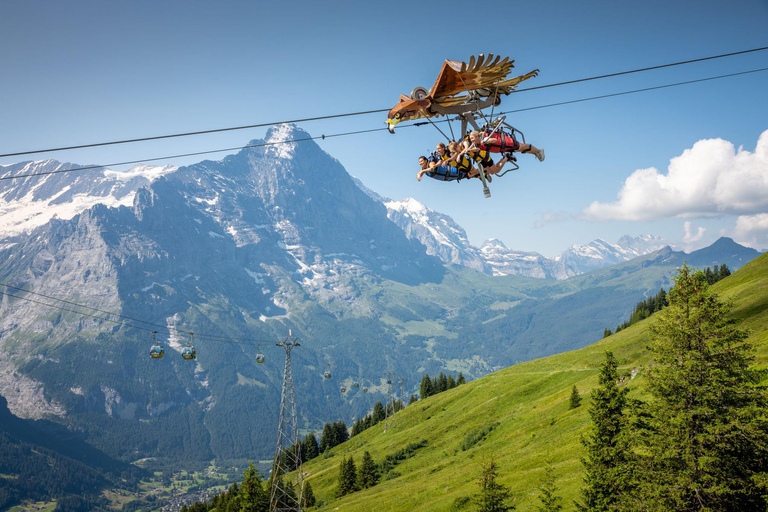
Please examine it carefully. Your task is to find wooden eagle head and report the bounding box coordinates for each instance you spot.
[387,54,539,134]
[387,95,433,133]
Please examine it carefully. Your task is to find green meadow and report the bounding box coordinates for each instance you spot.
[302,252,768,511]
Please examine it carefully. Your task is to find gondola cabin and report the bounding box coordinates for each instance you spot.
[182,345,196,360]
[363,387,368,393]
[256,352,266,364]
[324,370,332,379]
[353,381,359,388]
[340,386,347,393]
[150,344,165,359]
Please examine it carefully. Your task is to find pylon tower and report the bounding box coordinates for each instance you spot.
[384,371,396,432]
[270,333,304,512]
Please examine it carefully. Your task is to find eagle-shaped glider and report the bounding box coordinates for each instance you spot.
[387,54,539,133]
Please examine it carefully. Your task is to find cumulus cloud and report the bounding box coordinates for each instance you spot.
[732,213,768,250]
[683,221,706,244]
[582,130,768,221]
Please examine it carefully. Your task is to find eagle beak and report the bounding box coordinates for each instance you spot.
[387,118,399,134]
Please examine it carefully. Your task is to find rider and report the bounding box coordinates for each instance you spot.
[477,127,545,162]
[463,131,517,177]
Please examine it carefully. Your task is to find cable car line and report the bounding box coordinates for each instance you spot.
[0,280,286,343]
[1,45,766,159]
[1,66,764,183]
[0,286,295,346]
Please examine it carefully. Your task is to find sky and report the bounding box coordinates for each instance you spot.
[1,0,767,257]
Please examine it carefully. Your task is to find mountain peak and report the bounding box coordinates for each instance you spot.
[263,123,308,160]
[482,238,508,249]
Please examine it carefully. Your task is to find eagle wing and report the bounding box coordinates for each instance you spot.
[429,54,517,99]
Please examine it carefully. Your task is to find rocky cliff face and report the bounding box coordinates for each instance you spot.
[385,198,486,272]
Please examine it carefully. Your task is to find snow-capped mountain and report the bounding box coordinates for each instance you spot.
[384,198,486,272]
[479,239,554,278]
[550,234,669,279]
[0,160,175,248]
[353,182,671,279]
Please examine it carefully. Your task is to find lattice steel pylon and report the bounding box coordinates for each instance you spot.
[269,333,304,512]
[384,372,396,432]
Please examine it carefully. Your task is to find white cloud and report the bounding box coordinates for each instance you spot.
[683,221,706,243]
[582,130,768,221]
[533,211,569,229]
[732,213,768,250]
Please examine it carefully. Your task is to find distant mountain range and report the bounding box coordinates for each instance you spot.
[379,195,670,279]
[0,124,760,469]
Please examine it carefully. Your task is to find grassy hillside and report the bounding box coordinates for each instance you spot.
[302,252,768,511]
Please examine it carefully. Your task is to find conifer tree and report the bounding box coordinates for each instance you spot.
[332,421,349,446]
[319,422,333,452]
[536,461,563,512]
[602,328,612,338]
[409,393,419,405]
[578,351,634,511]
[447,374,457,389]
[372,401,385,423]
[569,385,582,410]
[457,372,466,385]
[303,433,319,461]
[357,451,378,489]
[704,266,715,284]
[474,457,514,512]
[336,455,358,497]
[420,374,434,399]
[719,262,731,279]
[637,264,768,510]
[240,461,268,512]
[303,481,316,508]
[437,372,449,392]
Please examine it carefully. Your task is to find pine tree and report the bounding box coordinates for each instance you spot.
[457,372,466,385]
[409,393,419,405]
[704,266,715,284]
[240,461,268,512]
[319,422,333,452]
[372,401,385,423]
[603,328,612,338]
[474,457,514,512]
[636,264,768,510]
[332,421,349,446]
[357,451,378,489]
[420,374,433,399]
[536,461,563,512]
[336,455,358,497]
[719,262,731,279]
[437,372,449,392]
[447,374,457,389]
[303,481,316,508]
[303,433,319,461]
[578,351,634,511]
[569,385,582,410]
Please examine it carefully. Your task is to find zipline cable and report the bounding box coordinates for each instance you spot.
[1,45,766,159]
[511,45,768,94]
[2,67,765,182]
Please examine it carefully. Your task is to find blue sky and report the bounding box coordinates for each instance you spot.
[1,0,767,256]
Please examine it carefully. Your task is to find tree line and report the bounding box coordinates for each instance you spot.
[180,461,316,512]
[420,371,466,399]
[350,399,405,437]
[336,440,428,498]
[604,263,731,338]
